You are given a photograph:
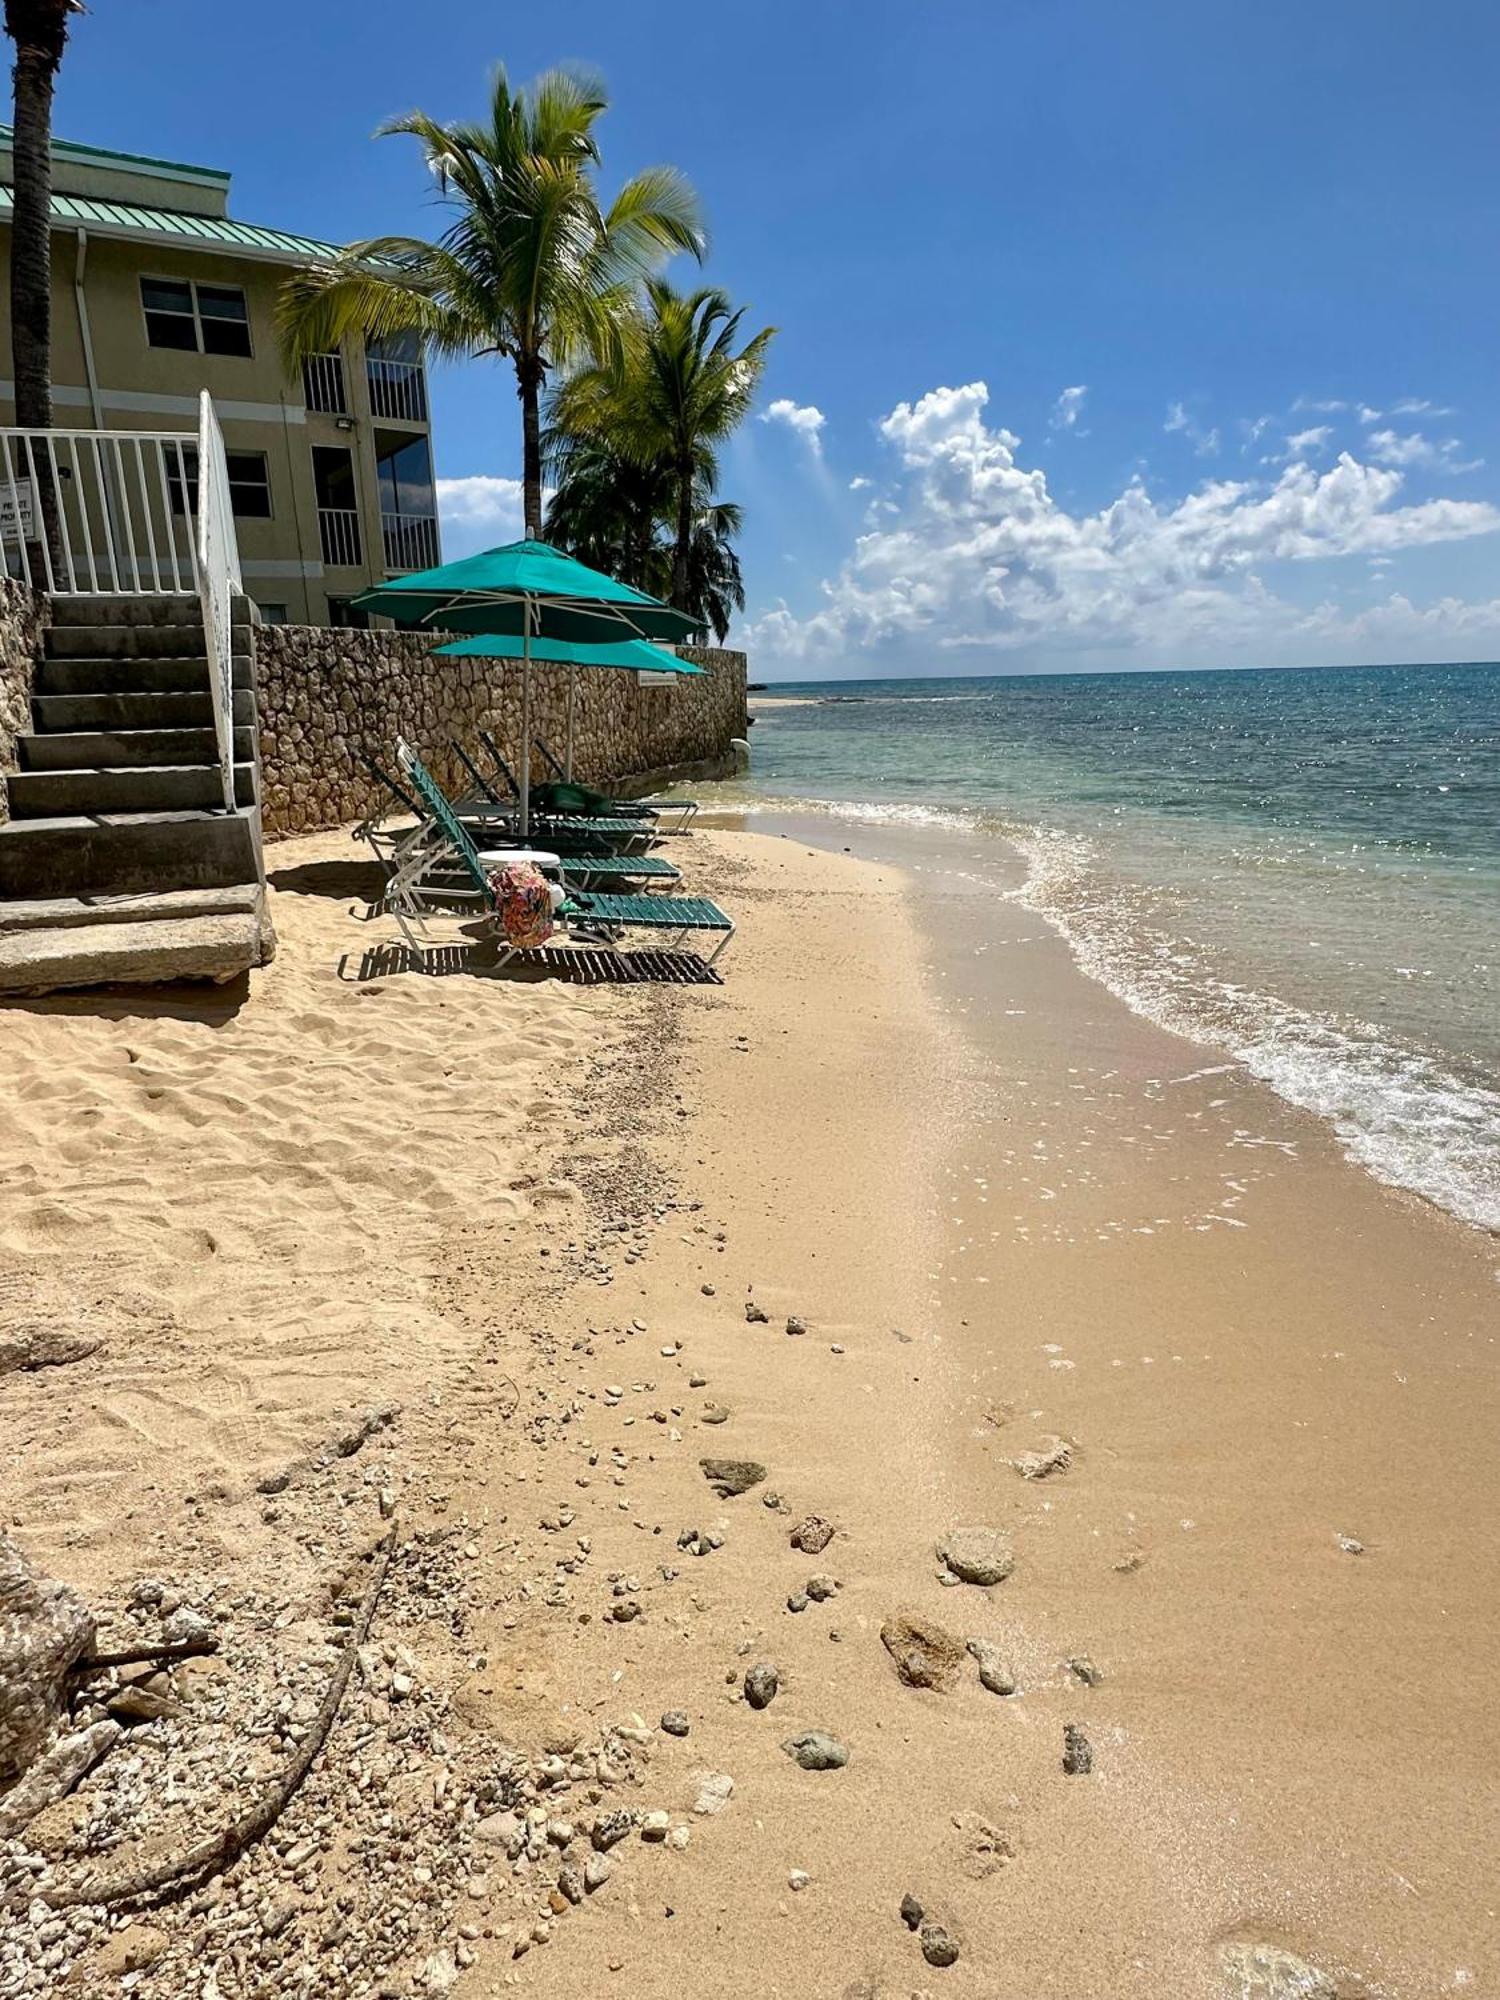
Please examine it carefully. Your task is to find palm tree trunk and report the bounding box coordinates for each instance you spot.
[5,1,70,431]
[670,461,694,611]
[517,357,544,539]
[5,0,73,579]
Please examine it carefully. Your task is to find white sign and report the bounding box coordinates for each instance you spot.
[0,479,37,545]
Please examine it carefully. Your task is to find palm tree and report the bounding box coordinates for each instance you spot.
[3,0,79,432]
[680,500,745,644]
[542,436,744,641]
[552,280,773,608]
[276,65,704,538]
[542,431,670,589]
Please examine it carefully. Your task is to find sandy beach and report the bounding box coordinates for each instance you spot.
[2,817,1497,1999]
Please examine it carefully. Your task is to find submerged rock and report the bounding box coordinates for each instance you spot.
[937,1526,1014,1587]
[1220,1940,1341,1999]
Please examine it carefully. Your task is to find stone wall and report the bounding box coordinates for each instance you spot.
[0,578,45,827]
[254,626,747,840]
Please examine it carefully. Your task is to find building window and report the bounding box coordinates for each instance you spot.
[257,603,290,626]
[141,277,252,358]
[327,597,371,630]
[167,447,273,520]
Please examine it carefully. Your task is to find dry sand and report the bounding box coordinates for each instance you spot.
[1,820,1496,1999]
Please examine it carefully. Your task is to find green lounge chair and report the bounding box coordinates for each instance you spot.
[450,740,659,852]
[533,736,698,831]
[392,741,734,966]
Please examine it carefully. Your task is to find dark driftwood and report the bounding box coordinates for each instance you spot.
[30,1527,396,1912]
[0,1532,96,1787]
[72,1636,219,1675]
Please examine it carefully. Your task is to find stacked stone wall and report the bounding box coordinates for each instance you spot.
[255,627,747,839]
[0,579,45,827]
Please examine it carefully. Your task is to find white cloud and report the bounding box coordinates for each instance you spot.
[1390,397,1455,417]
[436,474,528,553]
[1283,425,1333,459]
[1357,404,1382,425]
[1365,429,1482,474]
[747,381,1500,671]
[1294,396,1348,414]
[848,475,872,491]
[760,398,826,456]
[1165,401,1220,456]
[1050,384,1088,432]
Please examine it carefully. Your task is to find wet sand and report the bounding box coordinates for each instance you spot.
[1,817,1495,1998]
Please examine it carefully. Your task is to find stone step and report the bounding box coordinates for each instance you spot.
[44,622,253,659]
[31,688,256,732]
[45,623,236,661]
[0,808,263,900]
[47,594,204,630]
[0,882,262,934]
[17,725,256,770]
[0,908,268,995]
[36,654,254,696]
[7,762,257,817]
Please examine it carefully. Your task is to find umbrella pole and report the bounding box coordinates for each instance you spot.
[519,608,532,841]
[565,663,577,780]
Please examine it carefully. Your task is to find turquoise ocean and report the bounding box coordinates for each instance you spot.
[735,662,1500,1233]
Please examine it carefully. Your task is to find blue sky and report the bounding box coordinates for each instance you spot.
[54,0,1500,677]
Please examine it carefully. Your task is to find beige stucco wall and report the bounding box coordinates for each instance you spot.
[256,627,747,840]
[0,225,435,627]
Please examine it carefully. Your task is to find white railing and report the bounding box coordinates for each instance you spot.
[0,422,199,594]
[302,352,348,415]
[0,402,243,813]
[366,357,428,424]
[381,510,439,572]
[194,391,243,812]
[318,506,362,567]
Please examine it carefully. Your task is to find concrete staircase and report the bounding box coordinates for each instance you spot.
[0,594,274,994]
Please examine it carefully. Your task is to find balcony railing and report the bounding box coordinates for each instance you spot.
[367,358,428,424]
[318,506,362,567]
[302,352,348,415]
[381,511,439,572]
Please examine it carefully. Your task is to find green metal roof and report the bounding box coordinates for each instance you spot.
[0,183,341,264]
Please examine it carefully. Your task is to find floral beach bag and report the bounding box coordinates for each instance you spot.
[489,861,556,949]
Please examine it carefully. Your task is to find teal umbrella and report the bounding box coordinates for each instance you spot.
[351,539,699,835]
[432,632,703,780]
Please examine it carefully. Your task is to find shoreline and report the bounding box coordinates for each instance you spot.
[708,786,1500,1239]
[0,821,1495,1996]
